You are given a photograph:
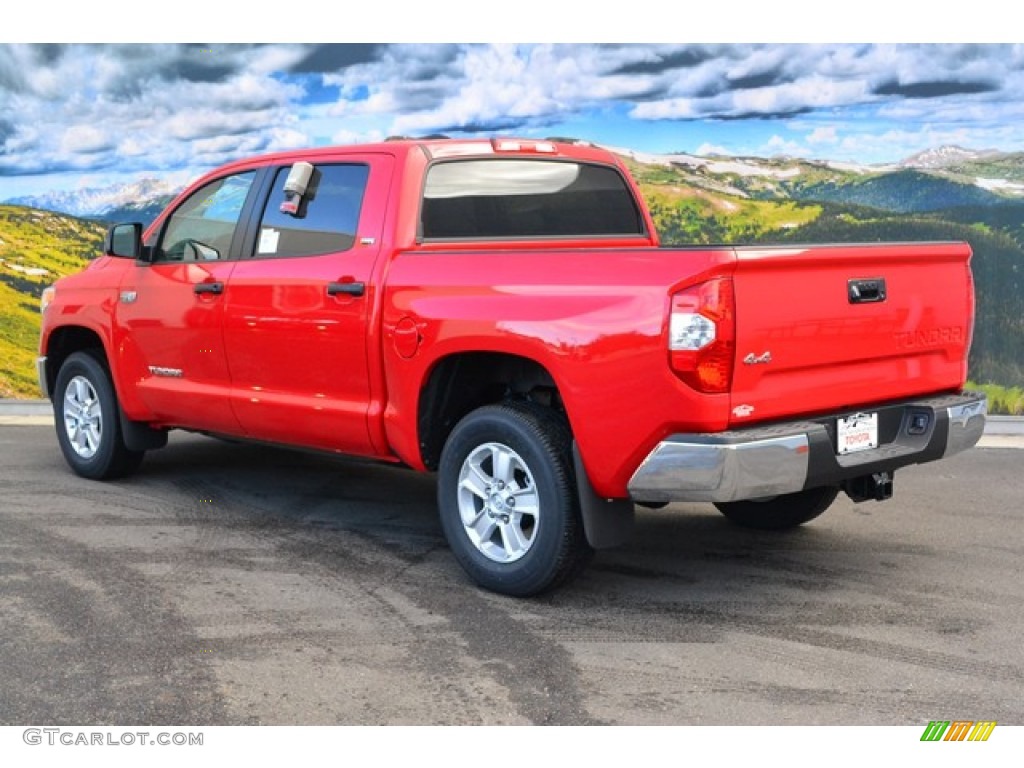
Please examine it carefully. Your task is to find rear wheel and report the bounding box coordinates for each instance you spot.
[713,486,839,531]
[53,351,144,480]
[437,402,592,596]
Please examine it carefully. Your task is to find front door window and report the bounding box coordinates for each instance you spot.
[157,172,256,262]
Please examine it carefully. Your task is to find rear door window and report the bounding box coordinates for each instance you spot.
[254,164,370,258]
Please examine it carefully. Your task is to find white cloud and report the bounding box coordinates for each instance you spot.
[0,44,319,178]
[60,125,113,154]
[330,127,384,145]
[836,127,985,161]
[390,45,560,134]
[266,127,310,150]
[165,111,245,142]
[696,142,729,156]
[807,126,838,145]
[327,90,399,118]
[763,134,809,157]
[117,137,147,157]
[630,99,698,120]
[325,44,700,135]
[4,43,1024,188]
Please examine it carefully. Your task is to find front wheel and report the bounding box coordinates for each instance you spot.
[437,402,592,596]
[713,486,840,531]
[53,351,144,480]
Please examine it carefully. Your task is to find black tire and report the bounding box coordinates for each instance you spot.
[53,350,145,480]
[713,486,840,531]
[437,401,592,596]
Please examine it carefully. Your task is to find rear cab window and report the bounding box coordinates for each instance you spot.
[420,159,645,241]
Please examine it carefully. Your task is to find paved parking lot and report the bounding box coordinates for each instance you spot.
[1,424,1021,725]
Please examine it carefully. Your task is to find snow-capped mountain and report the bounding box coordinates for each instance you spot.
[5,178,182,220]
[604,143,807,179]
[899,145,996,169]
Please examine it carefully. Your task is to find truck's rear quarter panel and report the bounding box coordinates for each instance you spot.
[380,246,736,497]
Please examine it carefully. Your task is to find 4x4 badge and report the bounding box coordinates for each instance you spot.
[743,351,772,365]
[120,290,137,304]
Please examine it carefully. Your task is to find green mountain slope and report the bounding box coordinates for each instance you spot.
[785,170,1005,213]
[628,157,823,244]
[641,186,821,244]
[946,151,1024,183]
[0,205,104,397]
[933,202,1024,246]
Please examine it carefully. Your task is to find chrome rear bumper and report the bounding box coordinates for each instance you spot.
[627,392,987,504]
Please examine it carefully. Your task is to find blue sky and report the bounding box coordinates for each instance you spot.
[3,42,1024,198]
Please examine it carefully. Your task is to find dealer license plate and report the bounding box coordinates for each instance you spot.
[837,412,878,455]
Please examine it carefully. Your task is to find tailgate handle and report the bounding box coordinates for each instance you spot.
[848,278,886,304]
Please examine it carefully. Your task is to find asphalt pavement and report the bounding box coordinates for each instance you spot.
[0,423,1021,725]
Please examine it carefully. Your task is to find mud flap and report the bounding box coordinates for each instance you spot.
[119,406,168,451]
[573,443,634,549]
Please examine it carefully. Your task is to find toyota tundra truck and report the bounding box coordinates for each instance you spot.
[37,138,987,595]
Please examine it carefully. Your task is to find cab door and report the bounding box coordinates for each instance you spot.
[116,171,258,434]
[221,154,394,454]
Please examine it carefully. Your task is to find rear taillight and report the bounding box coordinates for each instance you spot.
[668,277,735,393]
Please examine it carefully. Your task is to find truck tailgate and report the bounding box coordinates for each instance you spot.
[729,242,973,426]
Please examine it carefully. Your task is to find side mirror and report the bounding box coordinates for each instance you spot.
[104,223,143,259]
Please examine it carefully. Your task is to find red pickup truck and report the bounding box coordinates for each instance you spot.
[37,138,987,595]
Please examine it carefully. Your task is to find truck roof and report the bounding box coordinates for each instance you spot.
[208,138,623,176]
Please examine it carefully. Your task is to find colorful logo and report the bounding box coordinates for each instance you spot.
[921,721,996,742]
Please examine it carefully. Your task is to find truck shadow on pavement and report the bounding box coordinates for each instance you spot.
[130,432,925,612]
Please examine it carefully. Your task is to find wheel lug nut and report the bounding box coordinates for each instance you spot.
[506,498,515,507]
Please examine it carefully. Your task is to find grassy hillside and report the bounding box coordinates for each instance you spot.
[631,158,823,244]
[642,187,820,243]
[0,205,103,397]
[947,152,1024,184]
